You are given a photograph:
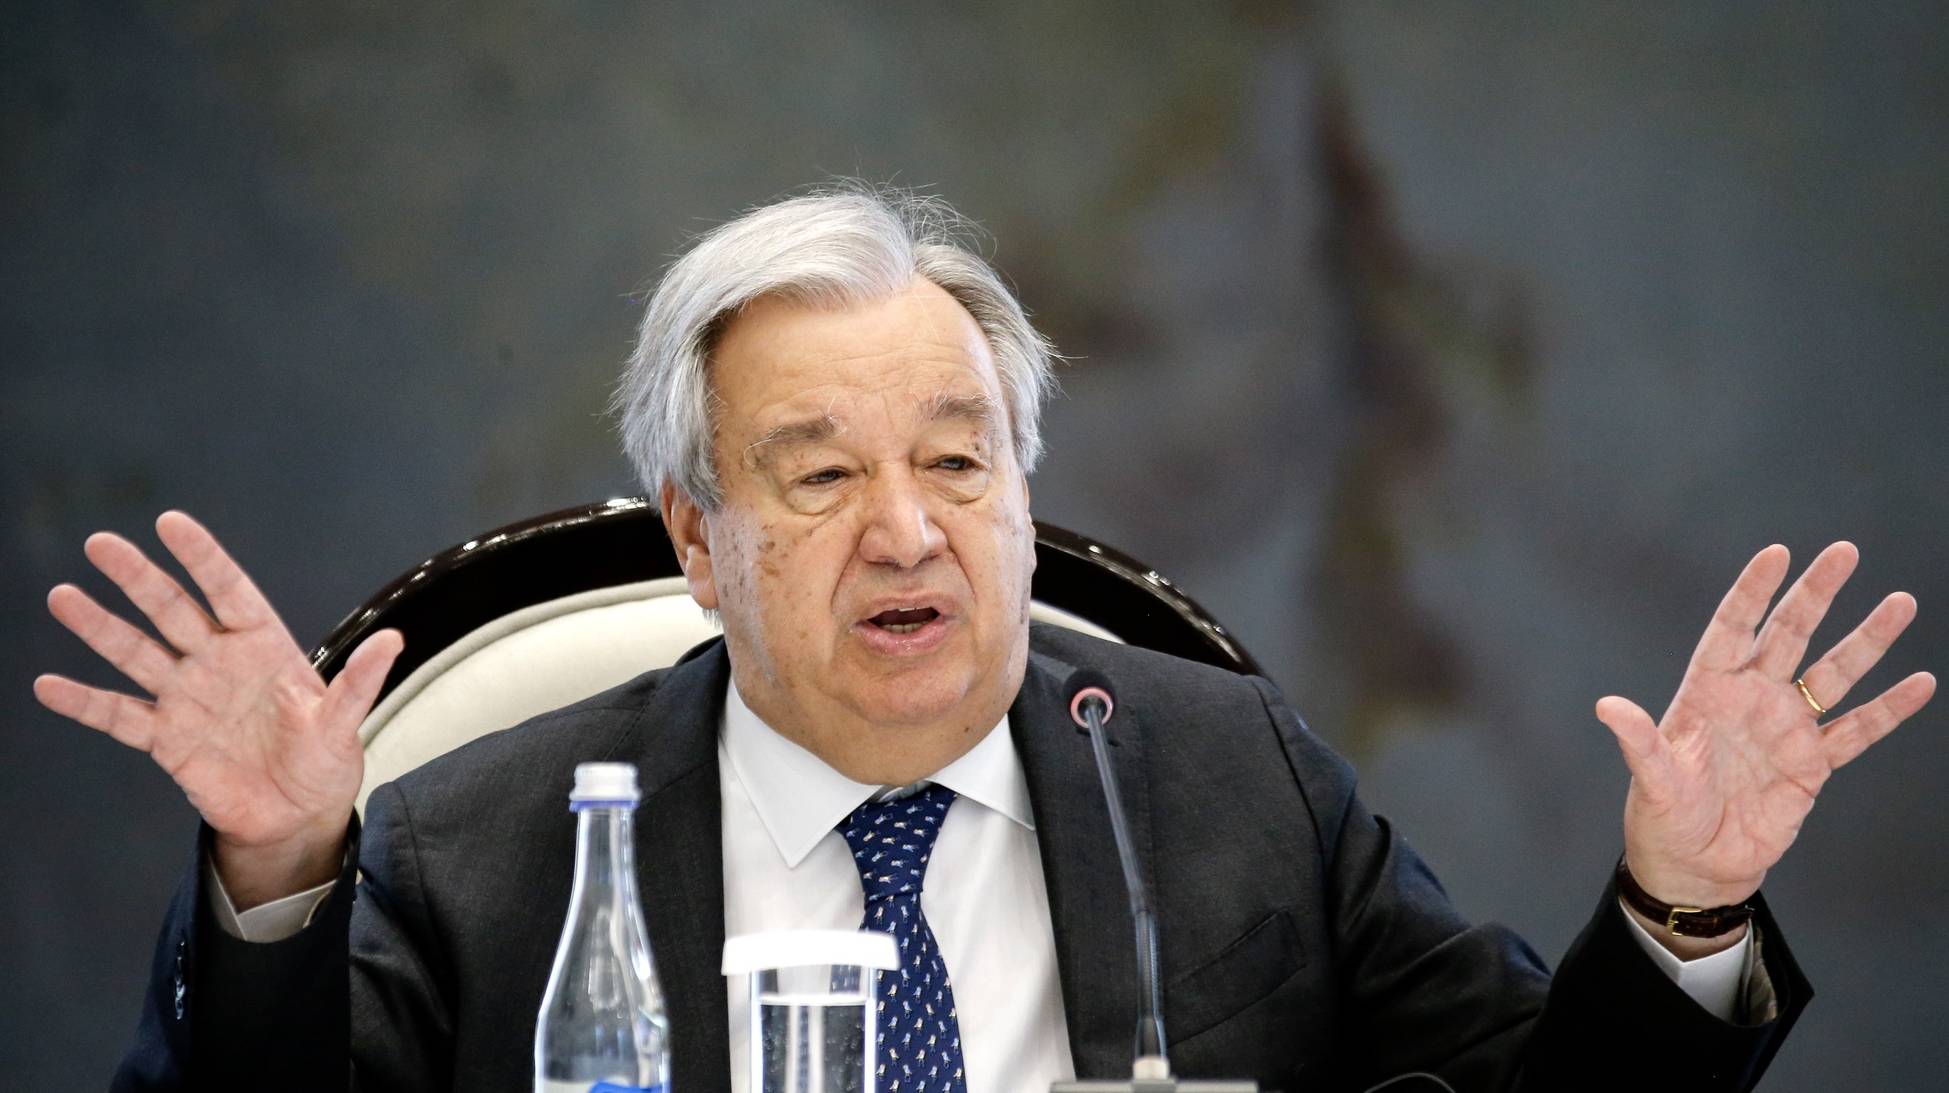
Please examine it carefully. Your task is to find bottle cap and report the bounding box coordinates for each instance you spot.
[570,762,640,804]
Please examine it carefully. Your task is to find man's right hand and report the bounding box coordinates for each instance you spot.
[34,511,403,909]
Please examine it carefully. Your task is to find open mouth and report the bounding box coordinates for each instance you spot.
[866,606,941,634]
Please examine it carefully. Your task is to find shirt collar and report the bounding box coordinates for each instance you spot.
[719,678,1035,868]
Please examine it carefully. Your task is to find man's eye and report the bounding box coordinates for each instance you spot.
[935,456,978,473]
[800,468,846,487]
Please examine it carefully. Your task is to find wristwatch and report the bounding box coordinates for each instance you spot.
[1615,856,1756,938]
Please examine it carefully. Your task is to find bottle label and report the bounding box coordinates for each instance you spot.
[535,1082,663,1093]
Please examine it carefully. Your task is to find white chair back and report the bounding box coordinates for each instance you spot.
[355,577,1121,813]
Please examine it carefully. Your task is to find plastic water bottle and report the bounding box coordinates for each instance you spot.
[535,762,671,1093]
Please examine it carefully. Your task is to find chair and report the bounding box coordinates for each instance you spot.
[310,497,1261,813]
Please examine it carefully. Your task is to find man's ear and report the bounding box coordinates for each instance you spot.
[1021,479,1037,577]
[660,483,719,611]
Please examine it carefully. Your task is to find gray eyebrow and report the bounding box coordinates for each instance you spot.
[743,414,842,469]
[924,392,1002,435]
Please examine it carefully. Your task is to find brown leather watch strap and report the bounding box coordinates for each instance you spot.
[1615,857,1756,938]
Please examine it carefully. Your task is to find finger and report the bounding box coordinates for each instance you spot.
[318,629,405,738]
[1752,541,1859,680]
[46,584,179,695]
[32,673,158,752]
[83,531,218,654]
[1690,545,1791,672]
[1596,695,1678,806]
[1822,671,1936,769]
[154,511,277,631]
[1798,591,1917,712]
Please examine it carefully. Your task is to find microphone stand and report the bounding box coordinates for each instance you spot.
[1051,673,1255,1093]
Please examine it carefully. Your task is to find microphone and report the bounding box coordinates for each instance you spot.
[1051,670,1255,1093]
[1052,673,1453,1093]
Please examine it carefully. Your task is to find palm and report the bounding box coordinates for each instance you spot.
[148,620,361,847]
[35,512,400,849]
[1631,666,1828,889]
[1599,543,1934,907]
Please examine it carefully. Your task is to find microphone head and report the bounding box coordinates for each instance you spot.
[1065,668,1116,728]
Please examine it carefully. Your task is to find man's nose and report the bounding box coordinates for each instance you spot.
[858,469,947,569]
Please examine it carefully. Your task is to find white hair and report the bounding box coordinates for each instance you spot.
[615,184,1058,510]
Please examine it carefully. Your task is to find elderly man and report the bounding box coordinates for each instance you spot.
[39,187,1933,1091]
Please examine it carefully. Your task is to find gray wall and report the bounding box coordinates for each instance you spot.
[4,3,1943,1086]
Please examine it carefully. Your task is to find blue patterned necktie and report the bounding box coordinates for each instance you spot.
[838,784,968,1093]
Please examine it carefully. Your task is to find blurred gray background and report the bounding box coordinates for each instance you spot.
[4,2,1944,1087]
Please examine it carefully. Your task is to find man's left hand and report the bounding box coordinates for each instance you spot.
[1597,542,1935,938]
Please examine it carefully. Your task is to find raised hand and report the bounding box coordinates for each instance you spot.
[1597,542,1934,924]
[34,511,402,907]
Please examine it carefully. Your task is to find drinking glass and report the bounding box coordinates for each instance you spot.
[723,930,899,1093]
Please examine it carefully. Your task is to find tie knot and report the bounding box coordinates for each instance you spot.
[838,784,956,901]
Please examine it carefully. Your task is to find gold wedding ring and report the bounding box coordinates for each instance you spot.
[1794,677,1829,718]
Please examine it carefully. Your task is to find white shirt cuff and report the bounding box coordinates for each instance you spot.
[202,855,338,943]
[1618,899,1754,1021]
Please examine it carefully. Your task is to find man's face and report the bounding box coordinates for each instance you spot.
[663,277,1036,782]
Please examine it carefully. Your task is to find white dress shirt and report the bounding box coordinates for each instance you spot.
[717,681,1074,1093]
[213,681,1760,1081]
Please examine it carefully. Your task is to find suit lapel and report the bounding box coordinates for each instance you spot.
[1011,640,1155,1081]
[615,639,734,1092]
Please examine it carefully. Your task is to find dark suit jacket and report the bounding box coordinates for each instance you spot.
[116,625,1810,1091]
